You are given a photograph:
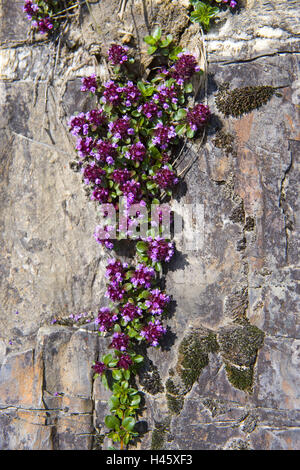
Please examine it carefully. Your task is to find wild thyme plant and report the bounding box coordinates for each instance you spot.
[68,29,210,449]
[189,0,237,31]
[22,0,78,33]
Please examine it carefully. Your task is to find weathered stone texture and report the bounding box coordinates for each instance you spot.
[0,0,299,450]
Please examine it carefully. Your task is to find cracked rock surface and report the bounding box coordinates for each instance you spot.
[0,0,299,449]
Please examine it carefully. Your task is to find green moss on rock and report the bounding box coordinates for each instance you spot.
[224,364,253,392]
[215,83,276,117]
[166,394,184,415]
[151,419,171,450]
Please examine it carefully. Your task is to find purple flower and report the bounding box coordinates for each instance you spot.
[145,288,170,315]
[110,332,130,352]
[93,139,118,162]
[152,123,176,150]
[139,102,161,120]
[140,319,166,346]
[120,302,142,323]
[68,113,89,136]
[109,116,134,140]
[130,264,155,288]
[122,81,141,107]
[147,237,174,262]
[186,103,210,131]
[153,165,178,189]
[105,259,127,283]
[108,44,129,65]
[120,179,142,206]
[95,307,118,332]
[92,361,107,375]
[153,84,178,109]
[105,283,126,301]
[86,109,107,128]
[125,142,146,162]
[117,354,133,370]
[94,224,115,250]
[102,80,123,106]
[91,187,109,203]
[23,1,39,18]
[81,74,98,93]
[171,54,200,84]
[82,164,106,185]
[76,136,95,158]
[37,17,53,34]
[112,168,131,184]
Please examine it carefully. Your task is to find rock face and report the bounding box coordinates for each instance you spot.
[0,0,299,450]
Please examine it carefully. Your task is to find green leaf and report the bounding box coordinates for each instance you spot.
[102,353,113,366]
[147,45,158,55]
[137,290,150,300]
[114,324,122,333]
[136,241,148,253]
[152,27,162,41]
[186,127,195,139]
[174,108,187,121]
[101,373,109,390]
[122,417,136,431]
[184,83,193,93]
[130,394,141,406]
[175,124,187,136]
[123,369,130,380]
[105,415,120,430]
[112,369,123,381]
[109,396,120,410]
[124,283,133,292]
[137,81,146,94]
[143,35,156,45]
[133,355,144,364]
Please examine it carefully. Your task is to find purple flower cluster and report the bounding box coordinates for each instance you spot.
[110,332,130,351]
[153,165,178,189]
[145,289,170,315]
[94,224,115,250]
[95,307,118,332]
[131,264,155,288]
[23,1,38,18]
[81,74,98,94]
[32,16,53,34]
[222,0,237,8]
[139,102,161,120]
[120,179,142,206]
[147,237,174,262]
[120,302,142,323]
[105,283,126,302]
[171,54,201,85]
[112,168,132,184]
[76,136,95,158]
[125,142,146,162]
[109,116,134,140]
[117,354,133,370]
[106,259,128,284]
[152,123,176,150]
[91,187,109,203]
[186,103,210,131]
[108,44,129,65]
[82,163,105,185]
[123,82,141,107]
[153,84,178,110]
[94,139,118,163]
[103,80,123,106]
[140,319,167,347]
[92,361,107,375]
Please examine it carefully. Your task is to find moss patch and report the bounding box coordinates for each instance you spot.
[218,321,265,392]
[215,83,276,117]
[165,329,219,415]
[151,418,171,450]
